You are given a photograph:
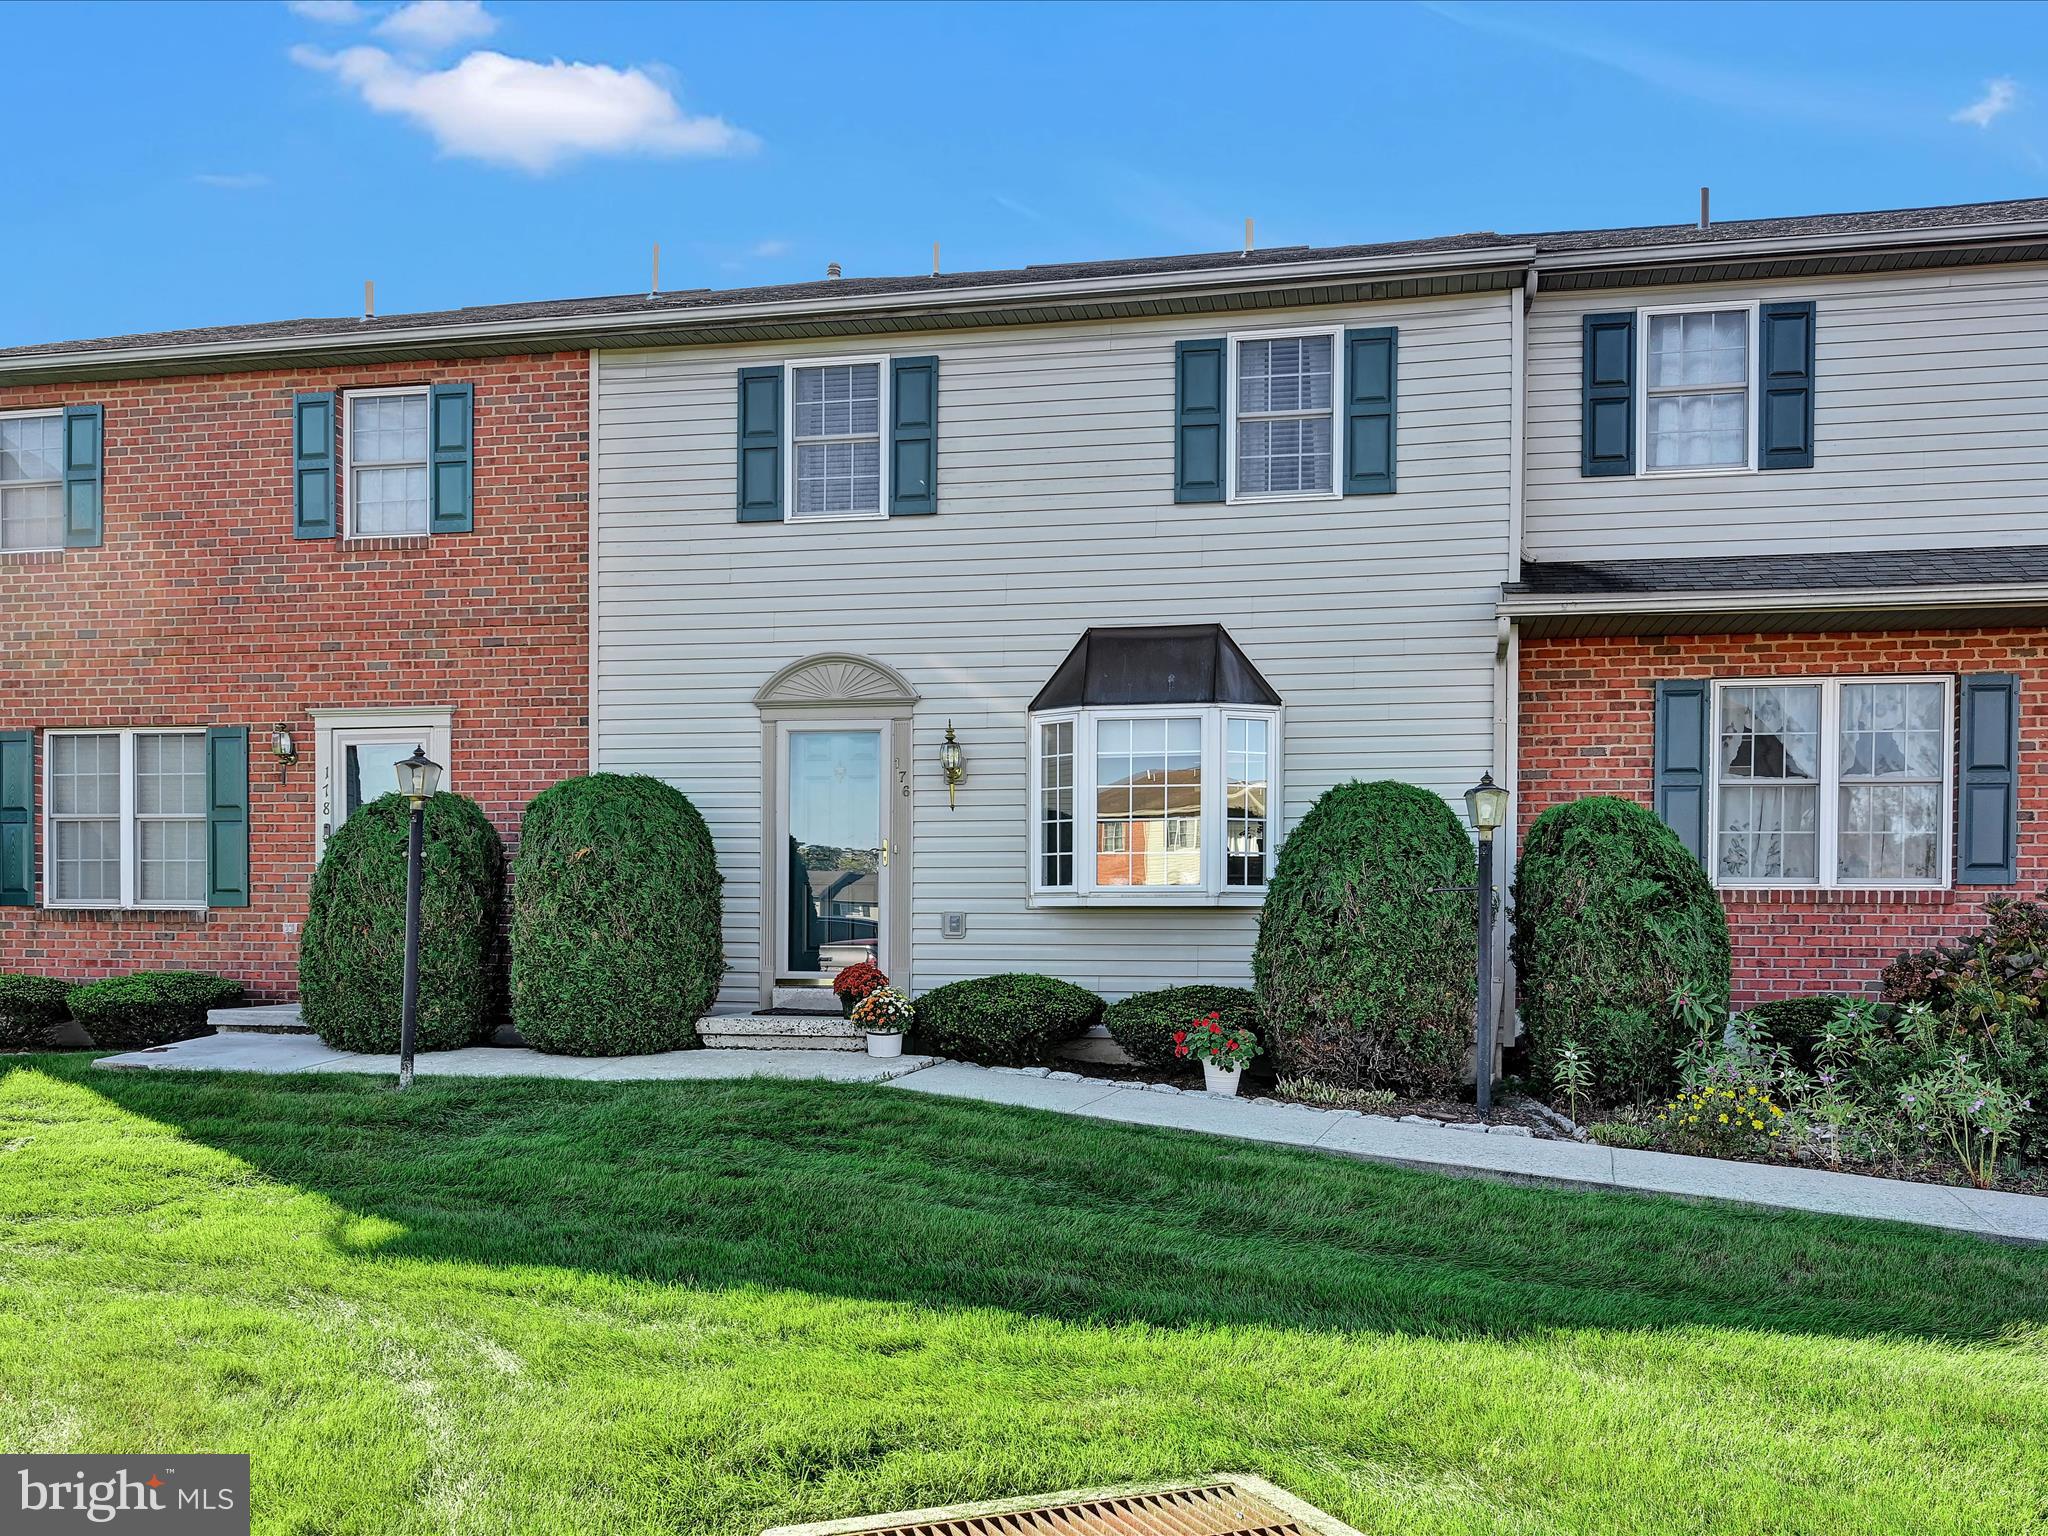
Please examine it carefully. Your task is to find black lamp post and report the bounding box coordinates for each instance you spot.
[1464,772,1511,1115]
[394,745,443,1091]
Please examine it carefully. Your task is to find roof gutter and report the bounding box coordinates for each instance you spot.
[1499,579,2048,621]
[0,244,1538,381]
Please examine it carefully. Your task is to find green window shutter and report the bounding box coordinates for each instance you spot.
[1582,312,1636,477]
[62,404,103,547]
[889,355,939,516]
[736,366,783,522]
[206,726,250,909]
[1758,301,1817,471]
[1653,679,1709,865]
[429,382,475,534]
[293,392,337,539]
[1174,339,1226,503]
[1959,673,2020,885]
[0,730,32,907]
[1342,326,1397,495]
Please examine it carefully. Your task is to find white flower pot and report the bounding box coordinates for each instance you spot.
[865,1031,904,1059]
[1202,1060,1244,1096]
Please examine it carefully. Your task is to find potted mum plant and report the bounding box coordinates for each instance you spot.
[850,986,913,1057]
[832,960,888,1018]
[1174,1010,1263,1096]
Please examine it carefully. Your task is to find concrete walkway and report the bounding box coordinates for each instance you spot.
[91,1033,2048,1244]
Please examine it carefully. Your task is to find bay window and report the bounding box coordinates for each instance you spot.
[1712,677,1951,889]
[1031,706,1278,902]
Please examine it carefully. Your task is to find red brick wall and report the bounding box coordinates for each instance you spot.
[0,353,588,1000]
[1518,628,2045,1006]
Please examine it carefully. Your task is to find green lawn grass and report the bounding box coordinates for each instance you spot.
[2,1053,2045,1535]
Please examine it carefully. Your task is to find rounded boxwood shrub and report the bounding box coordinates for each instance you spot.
[511,773,723,1056]
[1103,984,1258,1070]
[300,792,505,1054]
[1512,795,1730,1106]
[1253,780,1476,1094]
[912,973,1104,1065]
[68,971,244,1050]
[0,974,71,1050]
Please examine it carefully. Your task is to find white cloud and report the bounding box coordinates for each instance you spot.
[376,1,498,51]
[194,172,270,190]
[291,45,757,173]
[1953,77,2018,128]
[751,239,791,258]
[286,0,368,21]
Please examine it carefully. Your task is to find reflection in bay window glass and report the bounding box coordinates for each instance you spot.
[1715,684,1820,881]
[1838,681,1945,882]
[1094,716,1203,886]
[1038,720,1074,888]
[1225,716,1269,887]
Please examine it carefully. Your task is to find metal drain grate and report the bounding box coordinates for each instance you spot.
[762,1477,1363,1536]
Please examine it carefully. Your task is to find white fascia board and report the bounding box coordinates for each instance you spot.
[1498,581,2048,621]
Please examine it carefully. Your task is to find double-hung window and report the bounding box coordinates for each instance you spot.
[45,729,208,909]
[345,386,431,537]
[1712,677,1951,889]
[1230,330,1337,500]
[788,359,884,518]
[0,410,65,552]
[1641,304,1753,473]
[1031,707,1278,901]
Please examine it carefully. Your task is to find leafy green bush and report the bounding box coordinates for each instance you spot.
[1102,984,1258,1069]
[0,974,71,1049]
[911,974,1104,1065]
[511,773,724,1056]
[67,971,244,1050]
[1252,780,1476,1094]
[1749,995,1856,1070]
[1512,795,1730,1106]
[300,792,504,1054]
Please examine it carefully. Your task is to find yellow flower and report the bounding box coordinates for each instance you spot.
[1751,1120,1764,1130]
[1718,1114,1729,1124]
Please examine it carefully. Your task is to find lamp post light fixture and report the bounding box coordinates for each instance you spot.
[1464,772,1511,1115]
[394,745,443,1091]
[940,722,965,809]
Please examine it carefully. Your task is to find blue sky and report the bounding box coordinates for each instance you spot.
[2,0,2042,347]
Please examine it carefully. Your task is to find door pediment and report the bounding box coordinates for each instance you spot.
[755,654,920,711]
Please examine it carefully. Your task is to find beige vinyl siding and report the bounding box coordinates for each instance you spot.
[1525,261,2048,561]
[594,295,1513,1005]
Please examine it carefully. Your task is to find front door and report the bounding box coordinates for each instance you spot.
[778,724,888,982]
[324,729,432,848]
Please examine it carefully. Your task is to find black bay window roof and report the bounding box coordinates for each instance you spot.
[1028,625,1281,711]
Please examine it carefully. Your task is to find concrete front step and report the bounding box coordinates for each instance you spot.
[212,1004,310,1035]
[700,1009,865,1052]
[771,984,845,1011]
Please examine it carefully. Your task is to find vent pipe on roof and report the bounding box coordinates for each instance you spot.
[1243,217,1254,255]
[826,262,843,280]
[1699,187,1710,229]
[932,242,940,277]
[650,242,661,297]
[362,280,375,321]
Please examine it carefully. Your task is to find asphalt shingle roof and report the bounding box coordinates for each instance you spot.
[1504,546,2048,599]
[7,195,2048,362]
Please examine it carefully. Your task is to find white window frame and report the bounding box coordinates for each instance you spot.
[1027,704,1281,906]
[1708,675,1954,893]
[0,406,66,554]
[1226,325,1343,505]
[783,355,890,523]
[41,728,208,911]
[341,384,433,541]
[1636,300,1760,478]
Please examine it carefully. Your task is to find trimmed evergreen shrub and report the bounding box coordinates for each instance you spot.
[67,971,244,1050]
[1512,795,1731,1106]
[300,792,505,1054]
[1103,984,1259,1070]
[1252,780,1477,1094]
[0,974,71,1050]
[511,773,723,1056]
[912,974,1104,1065]
[1750,994,1857,1070]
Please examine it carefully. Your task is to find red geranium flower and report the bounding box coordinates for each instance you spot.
[1172,1030,1186,1044]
